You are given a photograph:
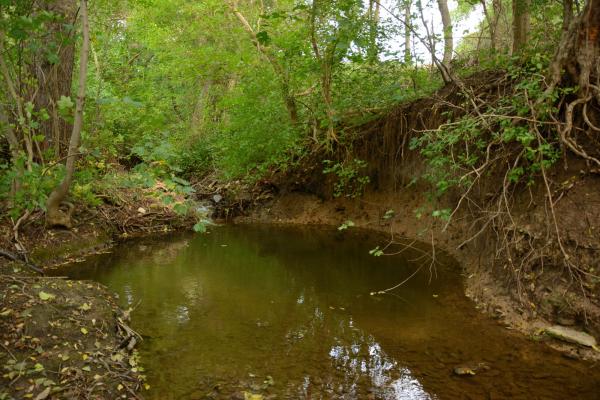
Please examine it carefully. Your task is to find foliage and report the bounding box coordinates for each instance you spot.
[0,0,585,232]
[410,58,562,200]
[323,158,370,198]
[0,160,64,219]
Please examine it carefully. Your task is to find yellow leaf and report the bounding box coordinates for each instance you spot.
[38,291,55,301]
[81,328,88,335]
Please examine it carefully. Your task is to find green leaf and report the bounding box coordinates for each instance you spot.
[38,291,55,301]
[193,222,207,233]
[256,31,271,46]
[57,95,74,111]
[337,220,355,231]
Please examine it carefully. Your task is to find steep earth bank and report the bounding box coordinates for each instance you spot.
[226,71,600,360]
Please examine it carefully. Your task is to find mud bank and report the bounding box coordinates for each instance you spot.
[227,72,600,361]
[0,194,196,399]
[236,189,600,361]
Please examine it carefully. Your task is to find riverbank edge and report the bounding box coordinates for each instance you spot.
[233,190,600,362]
[0,209,196,399]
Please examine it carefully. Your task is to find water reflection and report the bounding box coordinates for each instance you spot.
[55,225,600,400]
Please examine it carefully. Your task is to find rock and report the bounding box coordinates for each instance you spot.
[545,325,597,348]
[453,366,476,376]
[213,194,223,203]
[453,362,489,376]
[556,316,576,326]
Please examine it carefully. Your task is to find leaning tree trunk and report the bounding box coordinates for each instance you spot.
[45,0,90,228]
[403,0,412,63]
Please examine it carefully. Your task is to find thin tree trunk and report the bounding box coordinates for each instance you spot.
[310,0,337,144]
[481,0,500,51]
[225,0,298,124]
[512,0,530,53]
[563,0,574,32]
[415,0,452,83]
[403,0,412,63]
[0,33,33,171]
[437,0,453,64]
[191,79,212,135]
[0,102,21,202]
[0,102,20,162]
[45,0,90,228]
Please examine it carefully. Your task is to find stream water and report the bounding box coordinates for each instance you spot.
[55,225,600,399]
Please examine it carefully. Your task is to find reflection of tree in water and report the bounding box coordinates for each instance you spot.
[323,320,432,399]
[281,292,433,400]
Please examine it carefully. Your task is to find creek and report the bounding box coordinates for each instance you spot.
[55,225,600,399]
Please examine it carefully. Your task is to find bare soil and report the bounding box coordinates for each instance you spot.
[0,261,146,399]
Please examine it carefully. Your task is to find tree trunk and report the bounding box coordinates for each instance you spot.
[33,0,78,158]
[512,0,530,53]
[436,0,453,64]
[481,0,501,51]
[563,0,574,32]
[45,0,90,228]
[310,0,337,144]
[0,102,21,202]
[546,0,600,166]
[225,1,298,125]
[367,0,381,62]
[191,79,212,135]
[403,0,412,63]
[0,33,34,171]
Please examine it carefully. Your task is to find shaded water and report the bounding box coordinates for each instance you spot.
[56,225,600,399]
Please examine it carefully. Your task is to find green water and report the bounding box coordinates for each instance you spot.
[57,225,600,399]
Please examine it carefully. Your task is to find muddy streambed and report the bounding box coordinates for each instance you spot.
[53,225,600,399]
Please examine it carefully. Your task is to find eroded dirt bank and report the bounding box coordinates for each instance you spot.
[226,71,600,361]
[236,188,599,360]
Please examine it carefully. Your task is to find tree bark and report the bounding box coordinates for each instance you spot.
[0,33,33,171]
[481,0,501,51]
[310,0,337,144]
[45,0,90,228]
[563,0,574,32]
[512,0,530,53]
[191,79,212,135]
[544,0,600,166]
[0,102,21,202]
[436,0,453,64]
[403,0,412,63]
[33,0,78,158]
[367,0,381,62]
